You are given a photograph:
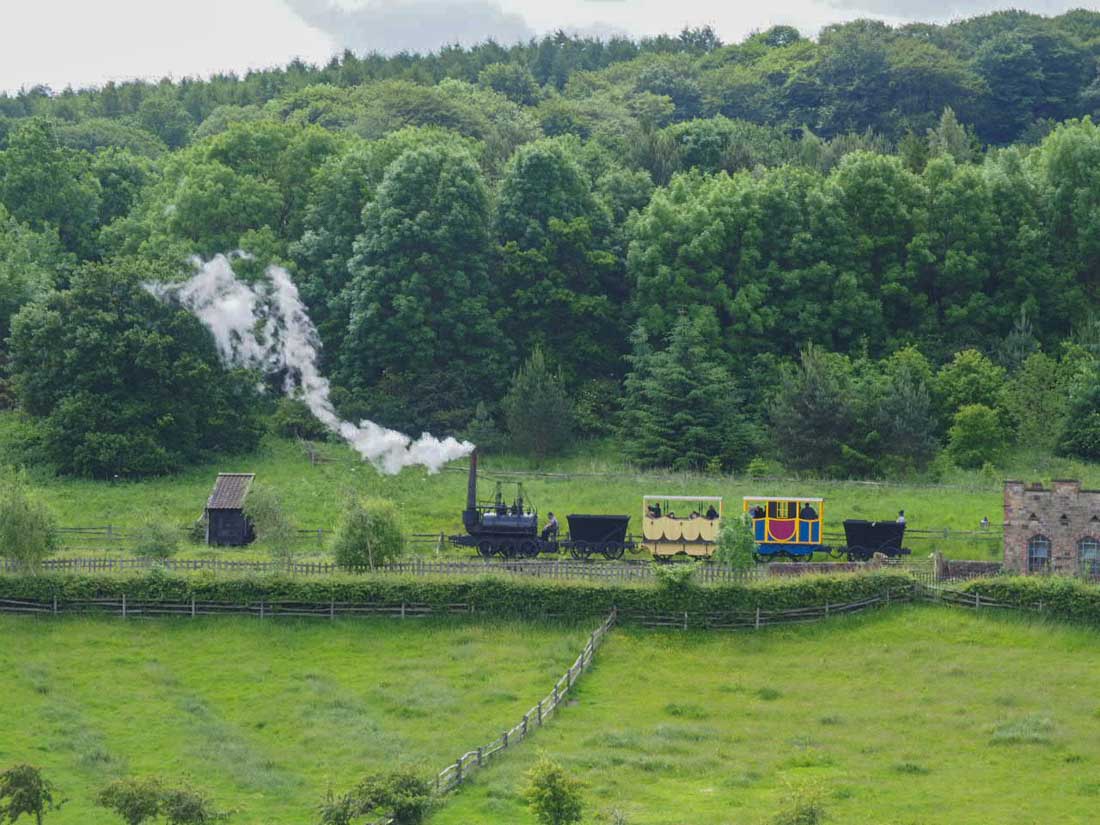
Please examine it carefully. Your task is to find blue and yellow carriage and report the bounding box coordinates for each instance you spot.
[742,496,826,561]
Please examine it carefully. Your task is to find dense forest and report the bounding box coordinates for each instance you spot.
[4,9,1100,478]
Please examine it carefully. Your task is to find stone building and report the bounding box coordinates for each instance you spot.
[1004,480,1100,574]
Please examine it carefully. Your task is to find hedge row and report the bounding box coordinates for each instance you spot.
[961,576,1100,624]
[0,571,916,618]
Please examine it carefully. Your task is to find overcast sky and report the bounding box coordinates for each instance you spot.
[0,0,1095,94]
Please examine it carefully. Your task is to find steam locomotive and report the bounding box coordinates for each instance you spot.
[448,452,634,560]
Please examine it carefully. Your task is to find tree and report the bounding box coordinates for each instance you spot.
[947,404,1007,469]
[0,764,60,825]
[331,498,405,571]
[339,145,503,432]
[137,92,195,149]
[873,348,938,470]
[463,402,507,454]
[0,204,66,345]
[495,138,625,382]
[243,485,295,565]
[1058,361,1100,461]
[621,317,754,472]
[97,778,164,825]
[8,262,264,477]
[934,349,1007,430]
[0,119,101,259]
[478,62,540,106]
[767,345,864,476]
[1005,351,1068,451]
[523,756,583,825]
[926,107,975,164]
[131,515,181,560]
[502,348,574,460]
[0,470,60,571]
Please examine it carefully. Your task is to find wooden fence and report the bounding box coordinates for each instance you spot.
[0,555,938,584]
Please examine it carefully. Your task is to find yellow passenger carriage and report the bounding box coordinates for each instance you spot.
[640,495,723,557]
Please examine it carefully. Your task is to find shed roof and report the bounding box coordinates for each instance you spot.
[206,473,255,510]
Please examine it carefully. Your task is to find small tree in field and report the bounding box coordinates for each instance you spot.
[161,784,228,825]
[0,764,61,824]
[503,347,573,460]
[352,770,432,825]
[0,470,60,571]
[131,515,180,560]
[523,756,583,825]
[243,485,295,565]
[331,498,404,571]
[97,777,163,825]
[947,404,1006,469]
[715,513,756,570]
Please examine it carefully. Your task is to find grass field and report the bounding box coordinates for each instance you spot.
[12,409,1100,562]
[0,615,589,825]
[432,606,1100,825]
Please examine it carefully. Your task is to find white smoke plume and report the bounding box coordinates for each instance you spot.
[149,254,474,474]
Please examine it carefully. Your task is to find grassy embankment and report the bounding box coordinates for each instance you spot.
[12,409,1100,561]
[0,614,589,825]
[433,605,1100,825]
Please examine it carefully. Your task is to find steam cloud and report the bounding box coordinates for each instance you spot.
[150,255,473,474]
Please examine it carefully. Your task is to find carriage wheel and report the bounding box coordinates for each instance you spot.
[602,543,625,561]
[477,540,495,558]
[570,542,591,560]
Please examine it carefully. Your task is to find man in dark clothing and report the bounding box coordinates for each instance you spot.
[541,512,559,541]
[800,502,818,520]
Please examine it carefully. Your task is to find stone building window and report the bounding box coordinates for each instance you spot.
[1028,535,1051,573]
[1079,537,1100,575]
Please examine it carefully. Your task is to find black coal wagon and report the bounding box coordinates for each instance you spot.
[833,519,910,561]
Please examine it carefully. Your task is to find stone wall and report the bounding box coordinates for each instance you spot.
[1003,479,1100,574]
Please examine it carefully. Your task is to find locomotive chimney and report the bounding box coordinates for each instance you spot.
[466,449,478,512]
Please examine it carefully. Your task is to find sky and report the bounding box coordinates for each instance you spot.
[0,0,1095,94]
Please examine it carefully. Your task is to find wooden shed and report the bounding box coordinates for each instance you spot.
[205,473,256,546]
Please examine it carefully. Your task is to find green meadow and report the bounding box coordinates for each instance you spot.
[0,614,588,825]
[433,606,1100,825]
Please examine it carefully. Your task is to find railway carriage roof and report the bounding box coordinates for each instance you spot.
[643,495,723,502]
[742,496,824,503]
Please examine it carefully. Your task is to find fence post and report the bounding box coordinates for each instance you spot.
[455,759,462,785]
[330,597,335,620]
[825,602,830,617]
[975,592,981,609]
[754,606,761,630]
[122,593,127,619]
[401,601,406,619]
[260,600,265,620]
[522,714,529,737]
[52,595,58,615]
[885,588,890,606]
[191,597,196,618]
[476,747,483,767]
[537,700,543,726]
[552,685,559,706]
[502,730,508,749]
[683,611,688,631]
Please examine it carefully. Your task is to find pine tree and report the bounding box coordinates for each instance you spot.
[502,347,574,459]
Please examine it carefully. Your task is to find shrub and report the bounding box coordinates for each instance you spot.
[243,485,295,565]
[331,498,405,571]
[715,514,756,570]
[770,782,826,825]
[0,764,61,824]
[351,769,432,825]
[161,784,228,825]
[269,397,329,441]
[98,777,164,825]
[0,469,60,570]
[650,562,698,591]
[131,516,180,560]
[947,404,1006,469]
[523,756,583,825]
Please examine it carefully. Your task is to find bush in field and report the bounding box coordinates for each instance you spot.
[0,764,61,823]
[131,516,180,560]
[331,498,404,570]
[352,770,432,825]
[243,485,295,565]
[160,784,228,825]
[715,513,756,570]
[97,777,164,825]
[523,755,583,825]
[0,469,60,570]
[771,782,826,825]
[947,404,1007,469]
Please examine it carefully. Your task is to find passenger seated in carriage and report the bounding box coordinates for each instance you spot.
[800,502,818,520]
[706,505,719,519]
[647,503,662,518]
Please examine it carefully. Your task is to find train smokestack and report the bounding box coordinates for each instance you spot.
[466,449,478,511]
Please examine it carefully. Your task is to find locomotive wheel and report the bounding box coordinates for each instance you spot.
[602,543,625,560]
[520,540,539,558]
[498,541,517,559]
[477,540,495,558]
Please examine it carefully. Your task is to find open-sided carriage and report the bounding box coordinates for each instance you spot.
[831,520,911,561]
